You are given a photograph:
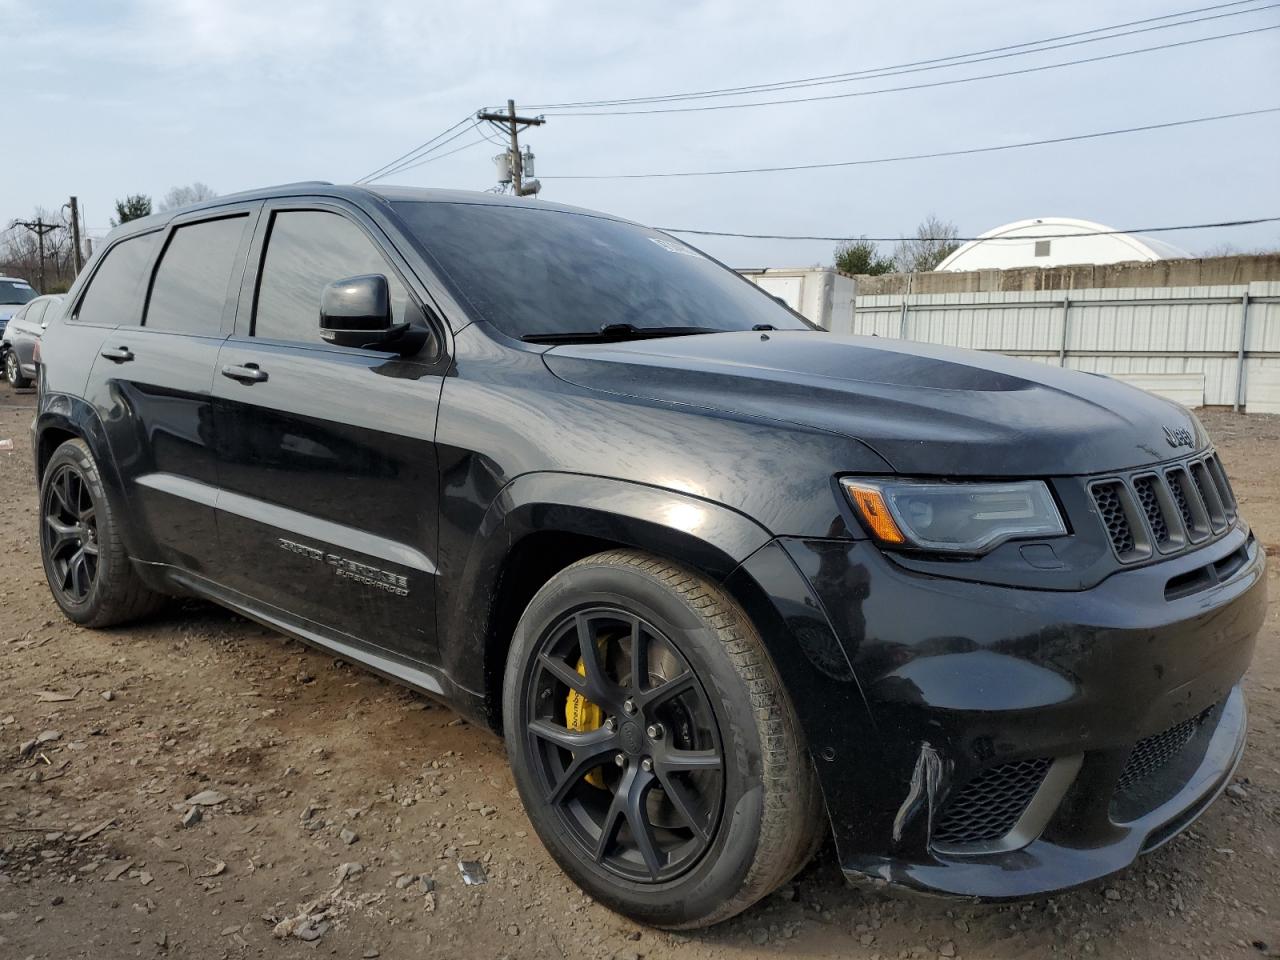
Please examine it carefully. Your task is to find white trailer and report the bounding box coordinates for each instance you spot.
[740,268,855,332]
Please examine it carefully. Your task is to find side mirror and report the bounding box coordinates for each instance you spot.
[320,275,408,350]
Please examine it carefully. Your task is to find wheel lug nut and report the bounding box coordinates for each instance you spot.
[623,698,636,715]
[646,723,663,740]
[641,758,653,772]
[614,753,625,767]
[604,717,616,732]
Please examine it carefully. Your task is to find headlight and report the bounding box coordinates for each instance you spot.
[841,478,1066,553]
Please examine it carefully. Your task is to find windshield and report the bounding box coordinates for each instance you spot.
[392,201,812,340]
[0,281,36,306]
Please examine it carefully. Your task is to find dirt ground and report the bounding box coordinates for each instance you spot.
[0,383,1277,960]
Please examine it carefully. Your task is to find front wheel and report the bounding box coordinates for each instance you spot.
[5,350,31,388]
[502,550,822,928]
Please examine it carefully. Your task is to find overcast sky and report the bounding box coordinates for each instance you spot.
[3,0,1278,268]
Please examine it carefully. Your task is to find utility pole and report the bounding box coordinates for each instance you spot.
[476,99,545,196]
[13,218,60,292]
[66,197,84,274]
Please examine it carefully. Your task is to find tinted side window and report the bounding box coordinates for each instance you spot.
[74,232,162,327]
[146,216,247,335]
[254,210,408,344]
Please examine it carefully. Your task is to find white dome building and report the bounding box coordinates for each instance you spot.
[936,217,1189,272]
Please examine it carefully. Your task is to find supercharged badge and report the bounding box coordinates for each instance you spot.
[277,539,409,596]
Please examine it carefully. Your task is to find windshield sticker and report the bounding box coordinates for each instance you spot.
[649,237,704,259]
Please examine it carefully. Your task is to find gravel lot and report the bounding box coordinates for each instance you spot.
[1,383,1277,960]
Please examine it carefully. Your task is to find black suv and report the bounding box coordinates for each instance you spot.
[32,184,1265,928]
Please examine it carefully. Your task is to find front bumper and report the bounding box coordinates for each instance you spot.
[726,523,1265,899]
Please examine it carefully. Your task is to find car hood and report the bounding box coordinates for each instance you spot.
[541,331,1206,477]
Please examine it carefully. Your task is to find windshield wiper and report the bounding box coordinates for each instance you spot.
[522,322,724,344]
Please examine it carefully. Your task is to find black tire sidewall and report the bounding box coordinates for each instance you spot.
[503,559,768,928]
[39,440,118,623]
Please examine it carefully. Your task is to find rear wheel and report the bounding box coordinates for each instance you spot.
[503,550,822,928]
[39,439,163,627]
[5,351,31,388]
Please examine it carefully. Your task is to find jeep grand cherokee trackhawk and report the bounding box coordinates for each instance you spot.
[31,184,1265,928]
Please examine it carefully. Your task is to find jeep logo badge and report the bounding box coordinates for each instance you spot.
[1163,425,1194,449]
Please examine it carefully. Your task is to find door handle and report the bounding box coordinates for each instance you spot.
[99,346,134,363]
[221,363,268,384]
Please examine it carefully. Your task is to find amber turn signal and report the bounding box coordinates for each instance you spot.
[843,482,906,544]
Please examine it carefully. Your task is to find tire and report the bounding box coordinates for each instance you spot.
[39,438,163,627]
[502,550,823,929]
[5,350,31,388]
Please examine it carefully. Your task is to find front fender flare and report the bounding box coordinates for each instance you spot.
[439,471,773,723]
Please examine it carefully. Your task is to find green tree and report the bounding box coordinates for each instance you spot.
[834,237,895,275]
[892,214,961,272]
[111,194,153,226]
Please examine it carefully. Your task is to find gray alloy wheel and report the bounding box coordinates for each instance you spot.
[5,350,31,388]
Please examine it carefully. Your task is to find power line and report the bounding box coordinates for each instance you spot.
[360,120,477,183]
[374,131,492,179]
[543,106,1280,179]
[525,0,1275,109]
[355,115,474,184]
[364,121,486,183]
[543,24,1280,116]
[657,217,1280,243]
[475,122,509,147]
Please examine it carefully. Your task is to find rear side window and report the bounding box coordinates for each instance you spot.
[74,232,162,326]
[146,216,247,335]
[254,210,409,344]
[23,301,49,326]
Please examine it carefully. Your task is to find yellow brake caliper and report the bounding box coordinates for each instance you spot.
[565,657,606,788]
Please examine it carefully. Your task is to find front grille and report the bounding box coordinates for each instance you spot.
[933,757,1051,847]
[1116,710,1209,793]
[1089,451,1236,564]
[1167,467,1200,534]
[1091,482,1136,557]
[1204,454,1237,517]
[1132,475,1170,546]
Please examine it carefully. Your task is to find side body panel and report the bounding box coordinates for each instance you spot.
[80,205,259,571]
[210,197,447,666]
[86,329,226,570]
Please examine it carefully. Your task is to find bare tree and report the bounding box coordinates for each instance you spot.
[892,215,962,273]
[1,206,74,292]
[1201,241,1280,257]
[158,182,218,212]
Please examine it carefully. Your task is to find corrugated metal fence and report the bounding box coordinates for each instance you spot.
[837,281,1280,414]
